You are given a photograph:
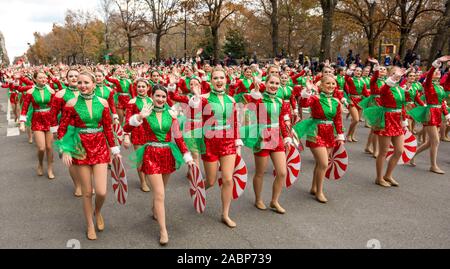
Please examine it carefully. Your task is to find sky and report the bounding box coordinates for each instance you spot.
[0,0,100,63]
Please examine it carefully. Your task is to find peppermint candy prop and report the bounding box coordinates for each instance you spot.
[111,156,128,204]
[272,144,301,188]
[325,143,349,180]
[188,163,206,214]
[113,122,124,145]
[218,154,248,200]
[386,130,417,164]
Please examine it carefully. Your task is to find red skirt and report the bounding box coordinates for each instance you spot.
[117,95,130,110]
[10,92,18,104]
[31,111,53,132]
[306,123,336,148]
[202,137,236,162]
[374,111,403,137]
[350,96,362,110]
[423,107,443,127]
[254,135,285,157]
[73,133,111,165]
[141,146,175,175]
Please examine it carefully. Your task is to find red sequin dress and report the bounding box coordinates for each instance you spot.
[242,92,291,156]
[189,90,241,162]
[123,96,153,145]
[126,107,190,175]
[345,74,370,110]
[57,94,117,165]
[298,92,345,148]
[20,85,57,132]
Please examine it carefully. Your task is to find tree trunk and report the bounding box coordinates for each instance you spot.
[155,32,162,63]
[319,0,337,62]
[128,35,132,65]
[212,26,219,65]
[368,38,375,58]
[287,25,292,58]
[398,28,410,58]
[270,0,279,58]
[427,0,450,68]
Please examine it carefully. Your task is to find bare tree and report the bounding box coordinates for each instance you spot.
[427,0,450,67]
[391,0,443,57]
[99,0,114,55]
[337,0,397,57]
[196,0,240,64]
[260,0,279,58]
[114,0,151,64]
[319,0,338,62]
[145,0,181,62]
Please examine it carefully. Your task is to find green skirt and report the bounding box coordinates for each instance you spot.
[360,95,379,110]
[54,126,87,160]
[292,118,335,143]
[408,106,432,123]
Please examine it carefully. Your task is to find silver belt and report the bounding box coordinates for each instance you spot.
[79,127,103,134]
[34,107,51,112]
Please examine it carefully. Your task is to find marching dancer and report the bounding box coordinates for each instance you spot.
[364,67,409,187]
[19,71,57,179]
[293,75,345,203]
[127,84,193,245]
[345,64,370,142]
[188,68,243,228]
[123,78,153,192]
[56,71,121,240]
[241,74,292,213]
[52,69,82,196]
[409,56,450,174]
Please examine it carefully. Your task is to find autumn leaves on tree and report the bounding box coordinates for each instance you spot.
[25,0,449,66]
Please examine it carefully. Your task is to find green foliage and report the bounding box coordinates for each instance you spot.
[198,28,215,59]
[223,29,247,59]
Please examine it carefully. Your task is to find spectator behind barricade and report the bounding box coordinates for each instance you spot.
[346,49,354,66]
[393,54,402,67]
[384,55,391,66]
[355,54,362,67]
[298,52,304,66]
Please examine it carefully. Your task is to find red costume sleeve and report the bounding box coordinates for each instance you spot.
[20,92,31,119]
[101,107,117,148]
[172,118,189,154]
[57,106,75,140]
[279,102,291,138]
[105,75,122,92]
[333,101,344,135]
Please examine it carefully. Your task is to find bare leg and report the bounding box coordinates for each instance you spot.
[147,173,169,245]
[203,160,219,189]
[365,130,374,154]
[27,127,33,144]
[427,126,444,173]
[410,126,433,166]
[45,131,54,179]
[270,151,287,213]
[253,155,269,210]
[375,136,392,187]
[310,147,330,203]
[69,166,82,197]
[219,154,237,228]
[347,106,359,142]
[77,165,96,240]
[117,109,125,125]
[92,164,108,231]
[134,145,149,192]
[383,135,403,186]
[34,131,46,176]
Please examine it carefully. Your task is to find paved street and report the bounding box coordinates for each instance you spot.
[1,88,449,249]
